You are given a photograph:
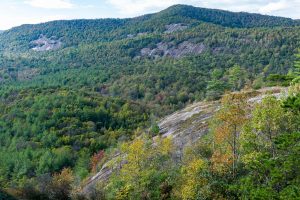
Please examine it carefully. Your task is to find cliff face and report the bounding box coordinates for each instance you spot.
[140,41,206,59]
[81,87,287,195]
[158,101,218,158]
[31,35,62,51]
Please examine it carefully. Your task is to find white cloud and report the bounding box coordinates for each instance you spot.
[25,0,74,9]
[106,0,199,16]
[0,14,71,30]
[24,15,72,24]
[106,0,300,18]
[259,1,289,14]
[1,0,300,30]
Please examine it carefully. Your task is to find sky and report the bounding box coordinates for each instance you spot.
[0,0,300,30]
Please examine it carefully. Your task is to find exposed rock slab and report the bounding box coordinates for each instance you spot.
[158,101,218,155]
[141,41,205,58]
[165,23,188,33]
[81,87,288,195]
[81,100,217,195]
[31,35,62,51]
[127,32,148,39]
[81,153,124,195]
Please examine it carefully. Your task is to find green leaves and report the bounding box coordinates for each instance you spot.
[107,136,175,200]
[0,89,150,187]
[228,65,248,91]
[292,52,300,84]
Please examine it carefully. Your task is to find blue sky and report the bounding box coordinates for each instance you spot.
[1,0,300,30]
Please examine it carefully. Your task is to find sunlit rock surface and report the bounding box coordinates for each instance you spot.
[81,87,288,195]
[31,35,62,51]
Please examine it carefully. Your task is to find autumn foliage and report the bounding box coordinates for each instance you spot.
[91,150,105,173]
[211,92,248,177]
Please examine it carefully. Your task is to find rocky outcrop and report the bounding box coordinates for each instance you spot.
[158,101,218,158]
[81,153,125,195]
[127,32,148,39]
[81,100,216,195]
[31,35,62,51]
[141,41,205,58]
[165,23,188,33]
[81,87,288,195]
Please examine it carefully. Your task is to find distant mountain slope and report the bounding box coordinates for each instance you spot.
[0,18,128,52]
[0,5,299,116]
[81,87,288,196]
[0,4,299,52]
[0,4,299,192]
[157,5,299,28]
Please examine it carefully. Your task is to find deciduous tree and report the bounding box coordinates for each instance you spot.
[211,92,248,177]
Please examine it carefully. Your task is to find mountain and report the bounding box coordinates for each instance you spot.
[158,5,299,28]
[0,4,299,52]
[81,87,288,196]
[0,5,299,113]
[0,5,299,198]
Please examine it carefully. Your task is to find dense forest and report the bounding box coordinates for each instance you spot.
[0,4,300,199]
[3,55,299,200]
[100,84,300,200]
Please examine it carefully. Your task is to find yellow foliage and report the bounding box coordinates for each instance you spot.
[214,126,231,145]
[181,179,198,200]
[116,184,132,200]
[52,168,74,186]
[120,139,147,183]
[183,158,206,175]
[156,137,173,156]
[211,150,232,175]
[211,92,248,177]
[112,136,174,199]
[289,83,300,95]
[179,158,209,200]
[241,151,262,165]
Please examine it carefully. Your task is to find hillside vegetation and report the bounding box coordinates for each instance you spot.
[98,89,300,200]
[0,4,300,199]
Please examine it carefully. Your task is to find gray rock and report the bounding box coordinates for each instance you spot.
[127,34,135,38]
[165,23,188,33]
[80,87,288,195]
[141,41,206,58]
[127,32,148,39]
[31,35,62,51]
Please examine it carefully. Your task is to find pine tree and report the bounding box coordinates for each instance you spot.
[292,51,300,84]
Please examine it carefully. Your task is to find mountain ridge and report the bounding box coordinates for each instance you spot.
[1,4,300,49]
[157,4,299,27]
[0,4,299,114]
[0,4,300,198]
[2,4,300,33]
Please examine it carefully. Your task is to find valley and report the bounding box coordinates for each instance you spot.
[0,4,299,200]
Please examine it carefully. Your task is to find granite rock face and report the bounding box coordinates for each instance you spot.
[164,23,188,33]
[158,101,218,158]
[141,41,205,58]
[127,32,148,39]
[31,35,62,51]
[81,87,288,195]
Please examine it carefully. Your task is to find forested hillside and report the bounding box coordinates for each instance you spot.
[1,5,299,52]
[98,87,300,200]
[0,4,300,199]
